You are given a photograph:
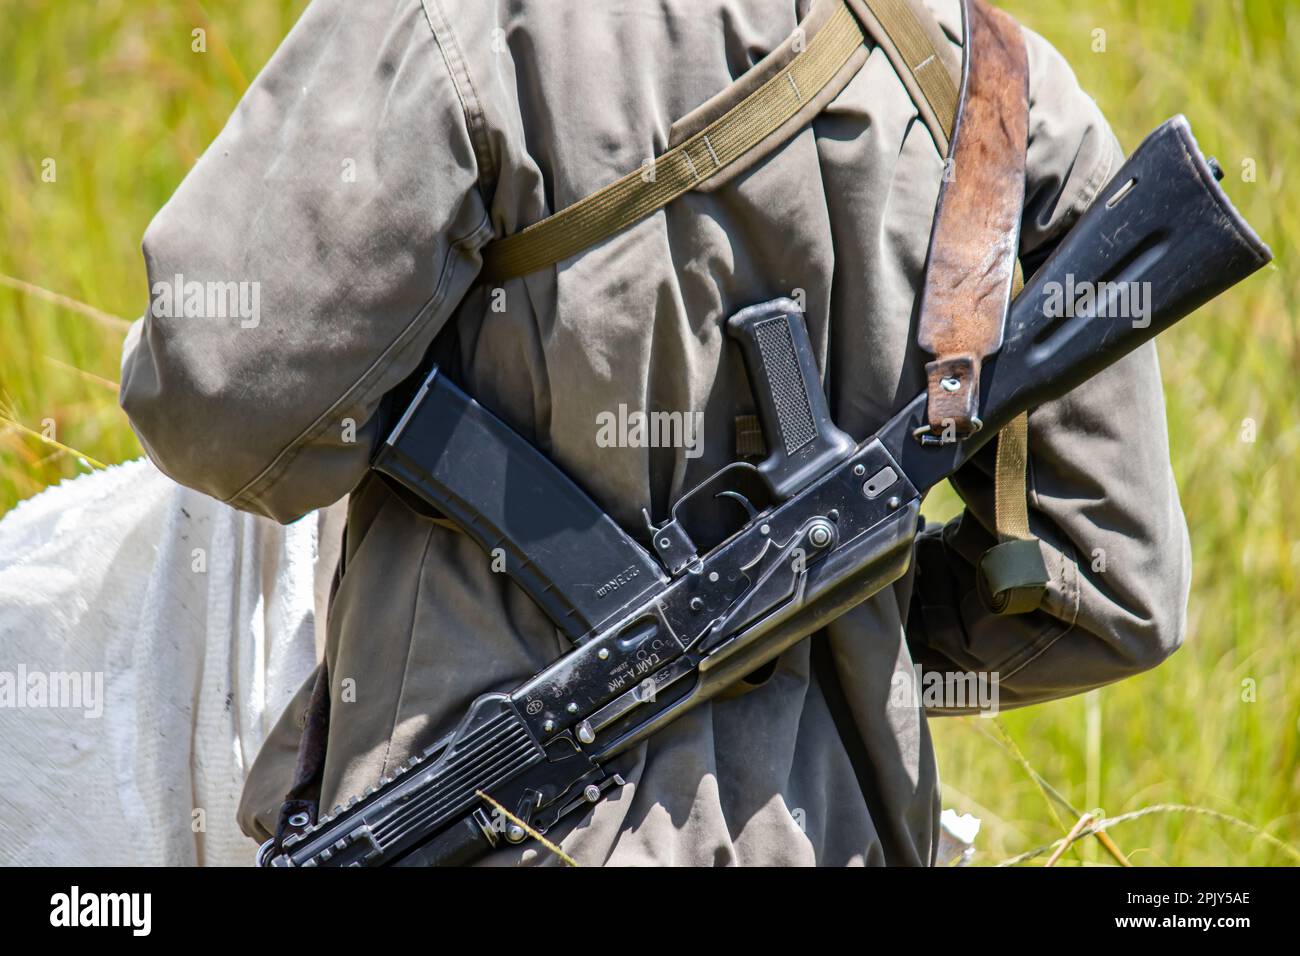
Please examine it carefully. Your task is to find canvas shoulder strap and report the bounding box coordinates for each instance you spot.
[479,0,958,284]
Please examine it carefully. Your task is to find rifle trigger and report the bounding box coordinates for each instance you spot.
[716,489,759,520]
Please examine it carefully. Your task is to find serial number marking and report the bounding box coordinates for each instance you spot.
[606,652,662,693]
[595,565,640,599]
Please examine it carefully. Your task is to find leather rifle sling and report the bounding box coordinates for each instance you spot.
[915,0,1027,440]
[914,0,1047,614]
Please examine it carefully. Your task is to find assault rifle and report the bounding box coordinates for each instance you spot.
[259,117,1270,867]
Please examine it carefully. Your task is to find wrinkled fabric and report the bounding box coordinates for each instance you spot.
[120,0,1190,866]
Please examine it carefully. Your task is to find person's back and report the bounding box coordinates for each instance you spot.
[120,0,1191,865]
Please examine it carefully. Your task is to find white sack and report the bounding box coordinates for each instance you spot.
[0,458,340,865]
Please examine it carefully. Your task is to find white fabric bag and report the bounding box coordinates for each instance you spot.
[0,459,340,865]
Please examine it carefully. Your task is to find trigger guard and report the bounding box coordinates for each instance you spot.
[648,461,772,574]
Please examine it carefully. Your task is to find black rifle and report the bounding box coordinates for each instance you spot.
[259,117,1270,867]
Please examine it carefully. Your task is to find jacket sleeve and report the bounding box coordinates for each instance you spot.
[120,0,490,523]
[904,25,1192,710]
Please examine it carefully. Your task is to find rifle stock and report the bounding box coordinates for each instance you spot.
[883,115,1271,490]
[990,116,1268,428]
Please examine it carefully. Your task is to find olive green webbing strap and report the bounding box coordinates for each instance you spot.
[480,0,958,284]
[480,1,865,283]
[994,413,1032,540]
[982,263,1048,615]
[995,268,1031,541]
[861,0,959,142]
[982,407,1048,615]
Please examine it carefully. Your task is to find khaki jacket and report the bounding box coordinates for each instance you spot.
[120,0,1190,865]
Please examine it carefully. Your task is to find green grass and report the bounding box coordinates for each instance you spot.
[0,0,306,498]
[932,0,1300,866]
[1,0,1295,865]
